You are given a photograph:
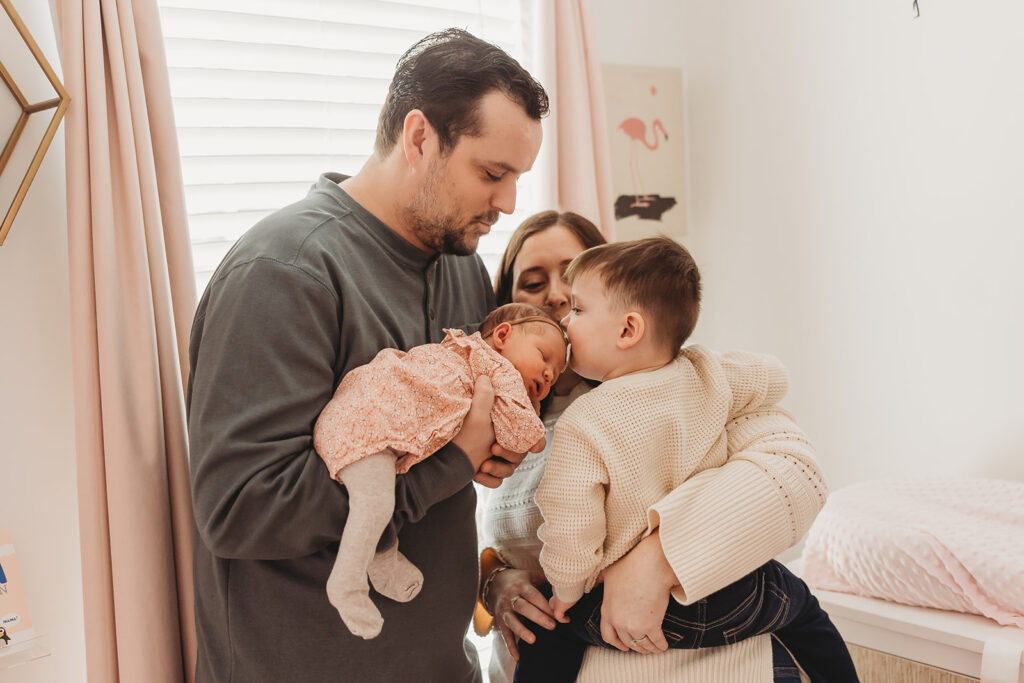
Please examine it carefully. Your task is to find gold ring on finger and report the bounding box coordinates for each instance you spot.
[510,595,523,610]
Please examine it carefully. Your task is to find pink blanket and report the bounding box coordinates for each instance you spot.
[802,477,1024,627]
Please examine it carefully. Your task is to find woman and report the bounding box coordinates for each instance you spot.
[478,211,826,682]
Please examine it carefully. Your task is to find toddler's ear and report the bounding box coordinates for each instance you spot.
[617,311,646,350]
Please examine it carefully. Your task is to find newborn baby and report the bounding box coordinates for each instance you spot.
[314,302,567,639]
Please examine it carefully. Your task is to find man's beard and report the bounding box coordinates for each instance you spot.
[405,160,497,255]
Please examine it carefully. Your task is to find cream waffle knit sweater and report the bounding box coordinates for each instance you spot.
[536,345,824,604]
[483,363,825,682]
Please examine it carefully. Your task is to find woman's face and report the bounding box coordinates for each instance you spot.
[511,225,588,320]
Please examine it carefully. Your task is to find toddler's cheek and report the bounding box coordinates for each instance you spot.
[568,353,583,372]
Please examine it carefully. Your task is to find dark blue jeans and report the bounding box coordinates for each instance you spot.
[514,560,859,683]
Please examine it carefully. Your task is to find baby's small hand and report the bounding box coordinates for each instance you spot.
[549,595,576,623]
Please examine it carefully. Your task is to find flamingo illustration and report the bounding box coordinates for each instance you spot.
[618,118,668,208]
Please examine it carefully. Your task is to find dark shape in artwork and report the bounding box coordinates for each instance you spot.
[618,117,669,212]
[615,194,677,221]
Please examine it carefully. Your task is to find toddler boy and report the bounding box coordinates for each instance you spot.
[516,237,858,683]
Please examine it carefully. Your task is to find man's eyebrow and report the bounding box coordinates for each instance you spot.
[486,161,521,174]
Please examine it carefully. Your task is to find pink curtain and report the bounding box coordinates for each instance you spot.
[54,0,197,680]
[532,0,616,239]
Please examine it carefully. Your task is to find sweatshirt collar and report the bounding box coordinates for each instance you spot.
[313,172,438,270]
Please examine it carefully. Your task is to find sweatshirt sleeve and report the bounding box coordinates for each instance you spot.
[188,258,476,560]
[535,417,609,603]
[647,405,827,605]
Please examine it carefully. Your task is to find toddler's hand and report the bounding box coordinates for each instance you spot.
[549,595,576,623]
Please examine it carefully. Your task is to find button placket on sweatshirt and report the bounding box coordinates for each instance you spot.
[424,258,442,343]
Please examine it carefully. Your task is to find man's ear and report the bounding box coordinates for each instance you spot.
[616,311,646,350]
[491,322,513,350]
[401,109,433,167]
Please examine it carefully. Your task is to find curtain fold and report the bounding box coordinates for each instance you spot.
[54,0,197,680]
[531,0,616,239]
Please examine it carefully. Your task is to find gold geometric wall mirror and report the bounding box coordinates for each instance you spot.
[0,0,69,245]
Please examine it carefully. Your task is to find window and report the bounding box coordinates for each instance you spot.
[158,0,541,294]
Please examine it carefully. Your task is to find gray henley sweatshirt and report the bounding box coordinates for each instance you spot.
[187,173,494,682]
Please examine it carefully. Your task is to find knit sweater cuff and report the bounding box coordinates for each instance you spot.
[725,414,828,524]
[648,465,794,605]
[551,583,585,604]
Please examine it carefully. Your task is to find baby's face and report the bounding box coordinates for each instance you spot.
[498,325,567,403]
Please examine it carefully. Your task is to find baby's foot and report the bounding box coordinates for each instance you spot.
[326,574,384,639]
[369,545,423,603]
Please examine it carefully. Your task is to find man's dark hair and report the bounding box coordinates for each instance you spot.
[375,28,549,157]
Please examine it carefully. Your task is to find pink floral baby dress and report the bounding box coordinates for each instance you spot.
[314,329,545,476]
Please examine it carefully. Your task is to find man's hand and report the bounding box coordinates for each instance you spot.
[453,376,545,488]
[452,376,498,471]
[475,437,545,488]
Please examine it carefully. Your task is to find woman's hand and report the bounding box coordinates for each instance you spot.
[599,530,676,654]
[486,567,556,661]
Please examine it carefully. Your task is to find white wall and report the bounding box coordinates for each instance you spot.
[592,0,1024,491]
[0,1,86,681]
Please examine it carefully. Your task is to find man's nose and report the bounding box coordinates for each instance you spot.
[491,180,517,215]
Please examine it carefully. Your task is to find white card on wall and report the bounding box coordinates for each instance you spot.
[0,529,35,650]
[603,63,687,241]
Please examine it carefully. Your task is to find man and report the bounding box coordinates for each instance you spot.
[187,29,548,682]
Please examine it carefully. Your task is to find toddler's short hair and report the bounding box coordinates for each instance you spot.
[566,236,702,352]
[479,302,564,341]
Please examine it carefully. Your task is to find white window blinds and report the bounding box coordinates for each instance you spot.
[158,0,539,293]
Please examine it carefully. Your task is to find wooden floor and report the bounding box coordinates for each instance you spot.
[848,644,979,683]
